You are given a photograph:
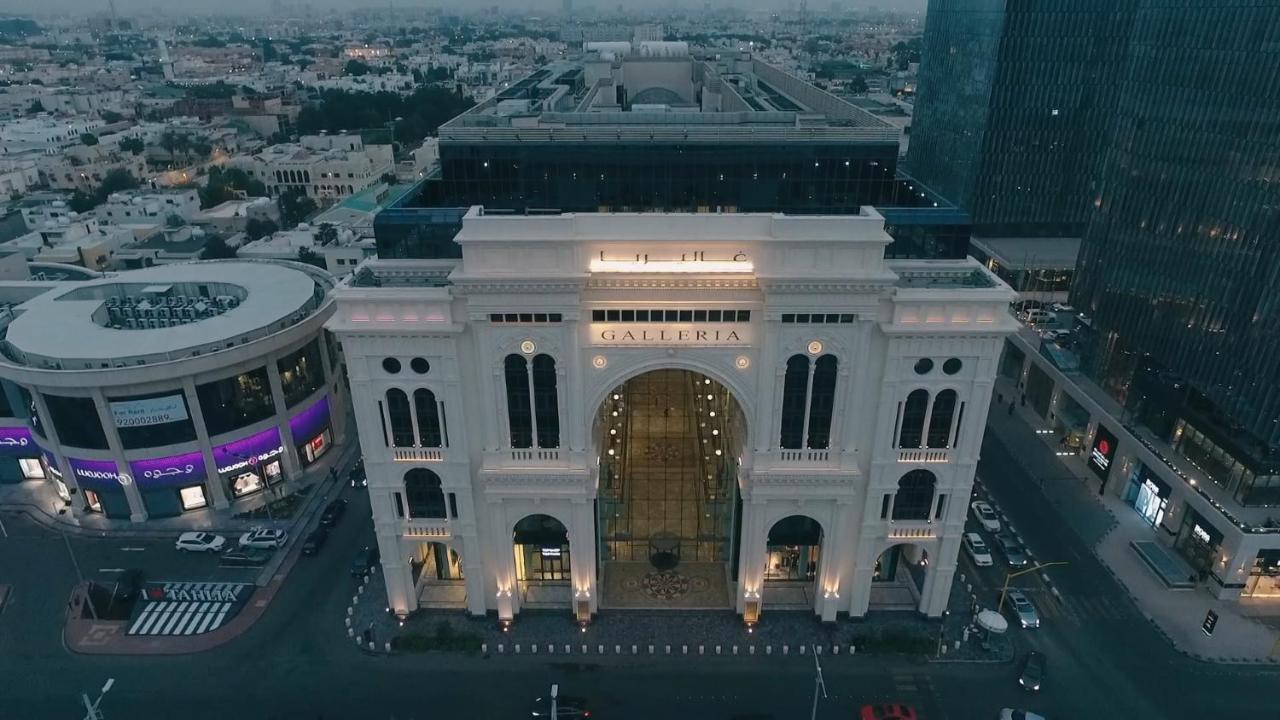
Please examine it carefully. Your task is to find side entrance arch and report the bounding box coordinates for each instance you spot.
[763,514,824,609]
[871,542,931,612]
[512,513,571,607]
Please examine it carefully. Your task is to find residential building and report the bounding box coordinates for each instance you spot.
[233,134,394,205]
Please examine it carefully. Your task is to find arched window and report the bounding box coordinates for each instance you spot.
[927,389,958,448]
[413,388,442,447]
[385,388,413,447]
[779,354,810,449]
[807,355,838,449]
[503,354,533,448]
[892,469,936,520]
[532,354,560,448]
[898,389,929,448]
[404,468,446,518]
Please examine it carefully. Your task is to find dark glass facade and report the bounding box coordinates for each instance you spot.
[374,143,969,262]
[44,394,108,450]
[196,368,277,436]
[276,339,326,408]
[1071,1,1280,488]
[909,0,1131,237]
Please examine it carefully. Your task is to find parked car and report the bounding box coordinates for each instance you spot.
[301,527,329,556]
[860,705,918,720]
[1023,308,1054,324]
[238,527,288,549]
[963,532,994,567]
[1018,651,1047,691]
[349,463,367,488]
[999,710,1047,720]
[1005,589,1041,628]
[174,532,226,553]
[530,694,592,718]
[220,548,271,568]
[970,501,1001,532]
[320,498,347,527]
[351,545,380,577]
[1041,329,1071,342]
[994,532,1029,567]
[1049,302,1075,313]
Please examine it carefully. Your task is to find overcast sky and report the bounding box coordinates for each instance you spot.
[6,0,925,19]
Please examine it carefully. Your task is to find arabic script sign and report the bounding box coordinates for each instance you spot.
[129,451,207,488]
[0,426,36,457]
[213,427,284,476]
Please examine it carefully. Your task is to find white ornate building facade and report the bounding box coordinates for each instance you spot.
[330,208,1015,623]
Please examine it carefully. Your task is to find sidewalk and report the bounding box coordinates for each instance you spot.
[61,439,360,655]
[987,378,1280,664]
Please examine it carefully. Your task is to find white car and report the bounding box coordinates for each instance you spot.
[1042,329,1072,343]
[174,532,226,553]
[1049,303,1074,313]
[970,501,1002,532]
[238,528,288,549]
[963,532,994,567]
[999,710,1047,720]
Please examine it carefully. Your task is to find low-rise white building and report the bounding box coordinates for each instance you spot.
[329,208,1016,623]
[97,189,202,226]
[233,134,393,205]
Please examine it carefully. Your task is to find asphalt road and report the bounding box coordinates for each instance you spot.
[2,429,1279,719]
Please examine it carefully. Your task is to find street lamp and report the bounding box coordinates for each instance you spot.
[809,651,827,720]
[998,561,1069,613]
[57,500,96,621]
[81,678,114,720]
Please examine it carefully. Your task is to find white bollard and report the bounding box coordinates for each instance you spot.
[849,645,856,655]
[347,607,353,617]
[800,645,807,655]
[498,644,504,654]
[954,640,961,650]
[749,646,755,655]
[565,644,571,654]
[368,641,375,651]
[581,645,587,654]
[531,644,537,654]
[766,646,772,655]
[515,644,521,654]
[347,628,354,637]
[833,645,839,655]
[598,644,604,654]
[615,645,621,654]
[358,584,364,595]
[385,641,391,653]
[481,643,487,654]
[665,645,671,655]
[732,646,738,655]
[648,645,654,655]
[631,645,637,655]
[940,645,947,656]
[783,645,789,655]
[352,595,358,605]
[815,645,823,655]
[546,644,553,654]
[699,645,705,655]
[682,645,688,655]
[345,618,351,627]
[353,637,361,646]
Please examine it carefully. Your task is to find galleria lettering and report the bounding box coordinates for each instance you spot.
[600,328,742,343]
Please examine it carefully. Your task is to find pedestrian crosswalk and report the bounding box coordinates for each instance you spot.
[126,600,234,636]
[1024,590,1133,625]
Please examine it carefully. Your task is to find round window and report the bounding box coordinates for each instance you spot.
[943,358,963,375]
[410,357,430,374]
[382,357,401,374]
[913,358,934,375]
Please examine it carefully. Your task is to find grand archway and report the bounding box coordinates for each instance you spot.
[871,543,930,611]
[763,515,824,608]
[595,368,746,608]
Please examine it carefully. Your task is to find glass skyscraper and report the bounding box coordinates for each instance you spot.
[1071,1,1280,495]
[908,0,1131,237]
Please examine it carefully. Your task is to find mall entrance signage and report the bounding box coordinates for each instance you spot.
[129,451,207,488]
[68,457,131,488]
[591,324,753,347]
[1088,424,1118,480]
[213,427,284,476]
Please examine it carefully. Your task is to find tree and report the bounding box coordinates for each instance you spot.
[315,222,338,246]
[277,189,317,228]
[296,246,327,269]
[379,172,396,185]
[80,133,99,146]
[344,59,371,77]
[200,235,238,259]
[119,137,145,155]
[261,40,278,63]
[199,166,266,208]
[165,213,185,228]
[26,99,44,116]
[100,110,124,123]
[98,168,139,196]
[244,218,278,242]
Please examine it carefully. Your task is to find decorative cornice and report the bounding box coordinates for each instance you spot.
[586,277,759,290]
[451,280,587,295]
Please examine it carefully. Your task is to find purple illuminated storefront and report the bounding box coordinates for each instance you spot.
[213,427,285,499]
[0,426,46,485]
[290,396,333,466]
[130,451,209,516]
[68,457,131,518]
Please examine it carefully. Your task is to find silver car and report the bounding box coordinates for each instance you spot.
[1006,589,1040,629]
[995,532,1028,567]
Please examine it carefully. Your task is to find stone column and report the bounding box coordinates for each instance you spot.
[569,497,598,614]
[90,389,147,522]
[458,534,488,617]
[182,378,229,510]
[265,362,301,483]
[736,499,767,616]
[846,536,879,617]
[374,490,414,616]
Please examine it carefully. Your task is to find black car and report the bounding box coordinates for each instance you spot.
[301,527,329,556]
[320,498,347,527]
[220,548,271,568]
[348,462,367,488]
[1018,651,1047,692]
[351,545,380,577]
[530,695,592,718]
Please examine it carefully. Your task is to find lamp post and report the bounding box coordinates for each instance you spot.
[998,561,1069,613]
[80,678,113,720]
[809,651,827,720]
[57,501,96,621]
